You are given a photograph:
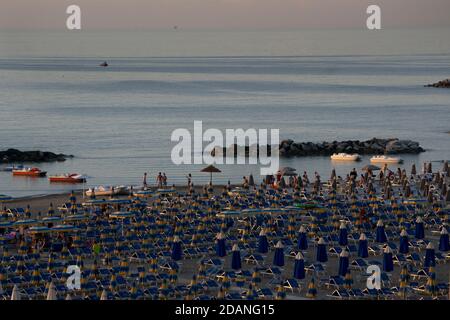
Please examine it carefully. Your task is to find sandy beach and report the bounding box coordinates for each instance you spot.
[1,163,449,300]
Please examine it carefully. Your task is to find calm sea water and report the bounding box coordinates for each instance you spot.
[0,29,449,197]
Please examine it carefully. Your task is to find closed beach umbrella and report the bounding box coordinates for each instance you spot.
[358,233,369,258]
[306,278,317,299]
[427,162,432,174]
[231,244,242,270]
[383,246,394,272]
[11,285,20,300]
[425,267,438,296]
[415,217,425,239]
[424,242,436,268]
[439,227,449,252]
[100,289,108,300]
[399,229,409,254]
[338,222,348,246]
[444,161,449,176]
[376,220,387,243]
[216,232,227,257]
[399,265,410,299]
[257,229,269,254]
[171,235,182,261]
[201,165,221,184]
[316,237,328,263]
[338,249,349,277]
[46,281,57,300]
[249,174,255,186]
[297,225,308,250]
[279,177,286,189]
[293,252,305,280]
[273,241,285,267]
[411,164,417,175]
[341,270,352,290]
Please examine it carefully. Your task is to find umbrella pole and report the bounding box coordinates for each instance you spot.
[210,172,212,185]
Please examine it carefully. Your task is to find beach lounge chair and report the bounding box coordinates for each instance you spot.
[322,276,344,289]
[348,288,364,299]
[282,278,301,293]
[305,263,325,275]
[328,289,350,299]
[257,288,273,299]
[244,254,264,265]
[406,252,422,266]
[328,246,343,257]
[260,266,281,277]
[350,258,368,271]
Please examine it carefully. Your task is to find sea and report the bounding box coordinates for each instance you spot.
[0,28,449,197]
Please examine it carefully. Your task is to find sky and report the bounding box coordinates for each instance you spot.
[1,0,450,30]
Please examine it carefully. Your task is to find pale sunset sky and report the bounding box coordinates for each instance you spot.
[1,0,450,30]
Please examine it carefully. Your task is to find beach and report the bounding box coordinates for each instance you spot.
[1,163,449,300]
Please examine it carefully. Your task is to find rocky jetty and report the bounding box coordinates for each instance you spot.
[425,79,450,88]
[279,138,424,157]
[0,148,73,163]
[211,138,424,158]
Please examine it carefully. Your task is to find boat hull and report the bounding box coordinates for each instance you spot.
[12,171,47,177]
[330,153,360,161]
[370,157,403,164]
[49,177,86,183]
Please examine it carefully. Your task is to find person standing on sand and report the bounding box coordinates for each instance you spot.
[162,173,167,187]
[243,176,249,189]
[187,173,192,187]
[143,172,148,190]
[156,172,163,188]
[303,171,309,185]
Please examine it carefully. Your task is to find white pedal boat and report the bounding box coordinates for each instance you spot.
[370,155,403,164]
[330,153,361,161]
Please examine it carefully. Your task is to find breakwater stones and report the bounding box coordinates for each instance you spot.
[211,138,424,158]
[279,138,424,157]
[0,148,73,163]
[425,79,450,88]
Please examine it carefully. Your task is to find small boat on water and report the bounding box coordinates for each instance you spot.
[330,153,361,161]
[100,61,108,67]
[370,155,403,164]
[12,167,47,177]
[49,173,86,183]
[2,164,24,172]
[85,185,127,197]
